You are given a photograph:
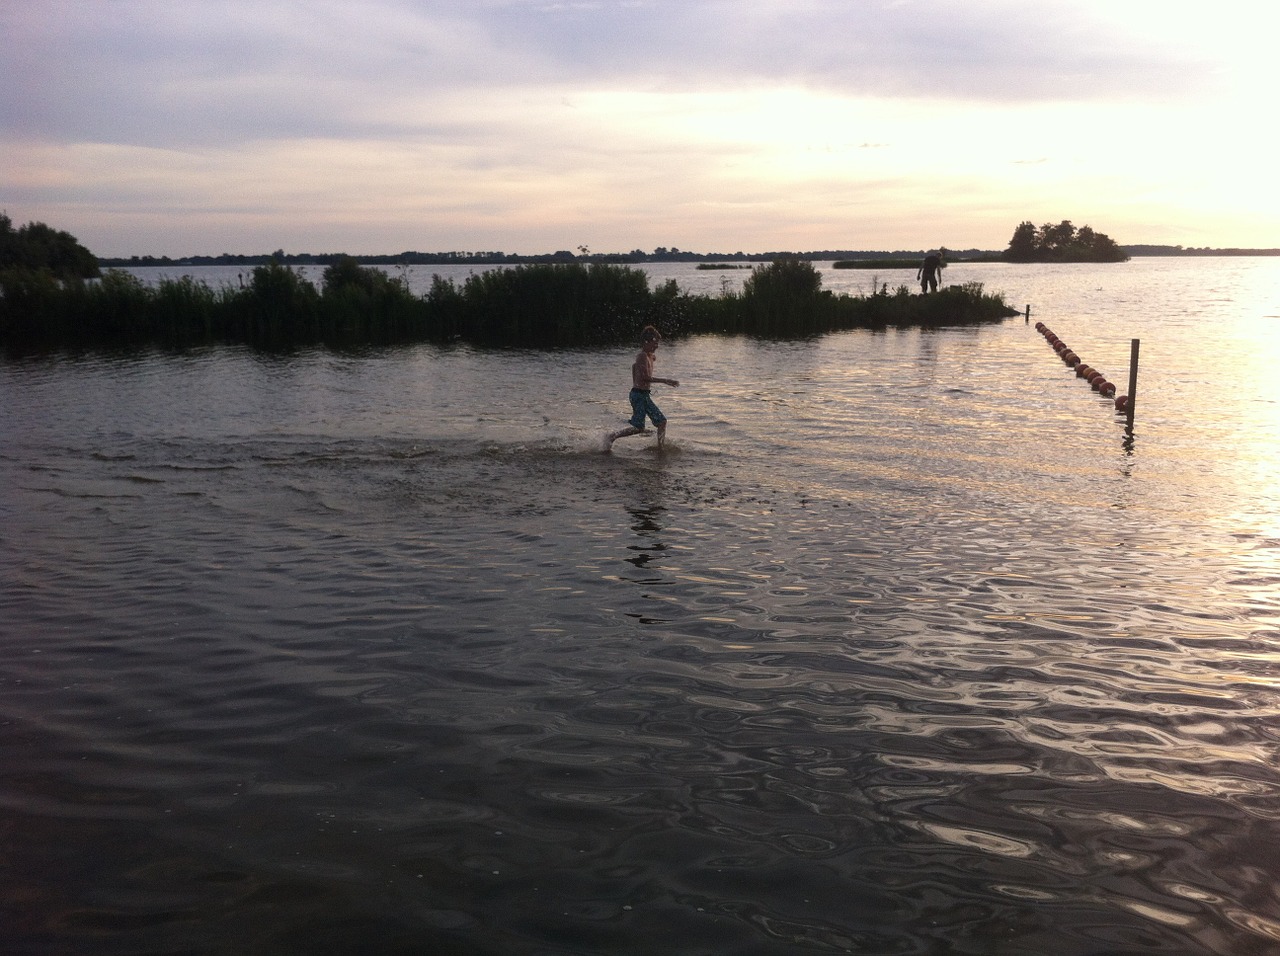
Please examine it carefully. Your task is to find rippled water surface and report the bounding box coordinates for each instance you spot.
[3,258,1280,954]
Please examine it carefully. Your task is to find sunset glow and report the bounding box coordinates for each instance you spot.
[2,0,1275,256]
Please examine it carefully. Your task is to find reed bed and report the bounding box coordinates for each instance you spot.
[1,259,1018,351]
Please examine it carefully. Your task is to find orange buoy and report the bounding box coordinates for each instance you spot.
[1077,365,1093,378]
[1063,351,1079,365]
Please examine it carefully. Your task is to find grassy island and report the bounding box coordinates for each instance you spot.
[832,259,920,269]
[1,257,1019,351]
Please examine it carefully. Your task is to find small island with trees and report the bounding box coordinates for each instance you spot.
[1002,220,1129,263]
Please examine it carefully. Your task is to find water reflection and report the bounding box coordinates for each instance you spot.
[626,504,667,573]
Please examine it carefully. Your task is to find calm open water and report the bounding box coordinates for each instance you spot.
[3,258,1279,955]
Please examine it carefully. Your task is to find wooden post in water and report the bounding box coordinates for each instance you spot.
[1025,304,1031,324]
[1125,338,1140,432]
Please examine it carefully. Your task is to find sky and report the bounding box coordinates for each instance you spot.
[3,0,1277,257]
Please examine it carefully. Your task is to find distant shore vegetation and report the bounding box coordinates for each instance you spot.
[92,242,1280,272]
[2,219,1020,351]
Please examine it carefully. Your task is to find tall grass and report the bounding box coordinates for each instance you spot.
[1,259,1019,352]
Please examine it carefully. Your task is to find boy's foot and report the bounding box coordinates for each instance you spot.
[604,426,648,451]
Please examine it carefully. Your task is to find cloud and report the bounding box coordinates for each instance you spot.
[3,0,1267,254]
[3,0,1208,150]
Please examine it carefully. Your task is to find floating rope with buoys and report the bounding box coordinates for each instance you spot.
[1034,321,1126,409]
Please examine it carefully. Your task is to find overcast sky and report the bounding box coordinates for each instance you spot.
[3,0,1275,256]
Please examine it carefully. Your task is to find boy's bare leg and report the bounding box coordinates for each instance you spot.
[656,423,666,448]
[603,425,642,451]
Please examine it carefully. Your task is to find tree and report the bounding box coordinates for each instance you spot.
[1002,218,1129,263]
[321,256,401,297]
[1006,221,1038,261]
[0,213,100,280]
[1039,220,1077,256]
[743,257,823,301]
[1086,230,1126,262]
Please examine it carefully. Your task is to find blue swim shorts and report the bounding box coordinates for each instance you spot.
[628,388,666,429]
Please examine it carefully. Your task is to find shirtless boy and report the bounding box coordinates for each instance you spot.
[604,325,679,450]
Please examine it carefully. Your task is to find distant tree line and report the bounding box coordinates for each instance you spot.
[1003,220,1128,263]
[1122,244,1280,257]
[97,247,1002,268]
[98,243,1280,269]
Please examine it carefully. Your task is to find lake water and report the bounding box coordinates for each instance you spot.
[2,258,1279,955]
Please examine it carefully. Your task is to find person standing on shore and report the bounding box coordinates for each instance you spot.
[604,325,679,450]
[917,250,944,294]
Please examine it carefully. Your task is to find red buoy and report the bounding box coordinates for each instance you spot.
[1077,365,1093,378]
[1115,394,1130,412]
[1099,381,1116,397]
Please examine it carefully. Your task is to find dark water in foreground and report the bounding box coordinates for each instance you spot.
[3,259,1279,954]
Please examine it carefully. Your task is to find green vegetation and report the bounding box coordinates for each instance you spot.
[2,258,1020,351]
[680,262,1016,338]
[1003,220,1128,263]
[1,213,100,282]
[1,224,1021,352]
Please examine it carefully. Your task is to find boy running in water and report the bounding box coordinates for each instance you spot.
[604,325,679,450]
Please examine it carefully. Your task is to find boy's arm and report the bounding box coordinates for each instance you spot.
[654,359,678,387]
[634,359,678,388]
[634,352,678,388]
